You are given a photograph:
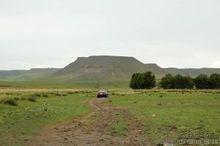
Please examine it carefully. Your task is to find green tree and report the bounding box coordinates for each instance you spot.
[185,76,194,89]
[130,73,136,89]
[142,72,156,89]
[209,73,220,89]
[130,72,156,89]
[173,75,194,89]
[160,74,174,89]
[194,74,210,89]
[160,74,194,89]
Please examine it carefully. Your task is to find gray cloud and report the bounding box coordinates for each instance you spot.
[0,0,219,69]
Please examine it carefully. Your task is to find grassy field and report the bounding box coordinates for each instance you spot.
[0,89,219,145]
[0,90,93,145]
[0,81,130,89]
[105,90,220,144]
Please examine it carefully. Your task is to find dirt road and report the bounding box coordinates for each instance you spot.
[28,98,149,146]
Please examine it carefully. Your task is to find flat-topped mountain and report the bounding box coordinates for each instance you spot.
[51,56,157,81]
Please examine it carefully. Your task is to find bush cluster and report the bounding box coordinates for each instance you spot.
[130,72,156,89]
[160,73,220,89]
[130,72,220,89]
[194,74,220,89]
[160,74,194,89]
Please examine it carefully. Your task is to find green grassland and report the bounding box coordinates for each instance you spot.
[0,90,92,145]
[105,90,220,144]
[0,89,219,145]
[0,80,130,89]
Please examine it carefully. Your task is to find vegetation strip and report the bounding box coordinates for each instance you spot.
[0,90,91,145]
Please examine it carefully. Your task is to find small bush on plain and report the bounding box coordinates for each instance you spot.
[28,96,37,102]
[4,99,18,106]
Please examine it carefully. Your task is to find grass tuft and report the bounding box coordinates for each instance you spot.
[28,96,37,102]
[3,99,18,106]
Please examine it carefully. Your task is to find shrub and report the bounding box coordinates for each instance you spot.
[20,97,26,100]
[28,96,37,102]
[14,97,20,100]
[4,99,18,106]
[55,93,62,96]
[67,91,74,94]
[35,94,41,97]
[42,94,48,98]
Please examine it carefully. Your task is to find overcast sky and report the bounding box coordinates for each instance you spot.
[0,0,219,70]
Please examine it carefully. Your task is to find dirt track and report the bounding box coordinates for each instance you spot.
[28,98,149,146]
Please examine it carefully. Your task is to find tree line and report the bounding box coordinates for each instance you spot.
[130,72,220,89]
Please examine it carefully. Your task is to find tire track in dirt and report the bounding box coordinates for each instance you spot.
[27,98,149,146]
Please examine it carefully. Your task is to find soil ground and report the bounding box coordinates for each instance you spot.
[28,98,149,146]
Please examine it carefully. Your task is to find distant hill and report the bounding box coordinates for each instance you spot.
[164,68,220,77]
[50,56,151,82]
[0,68,60,81]
[0,56,219,82]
